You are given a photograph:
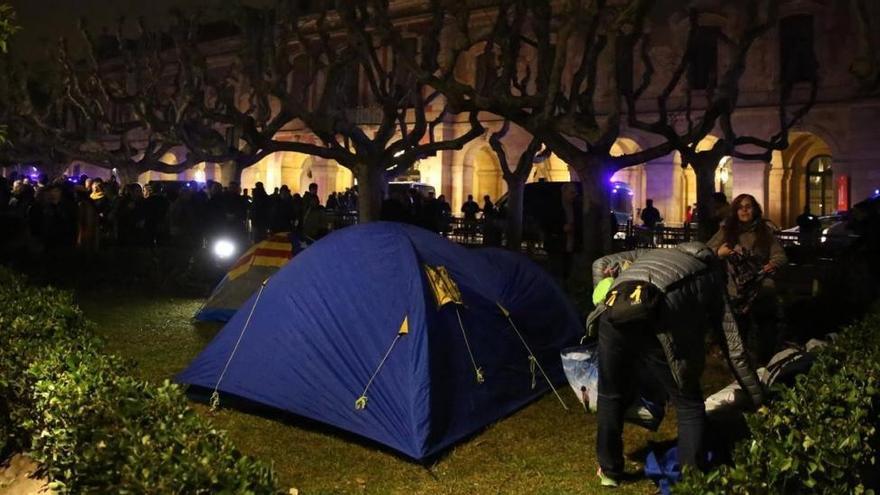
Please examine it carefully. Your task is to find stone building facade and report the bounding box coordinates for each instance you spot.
[51,1,880,228]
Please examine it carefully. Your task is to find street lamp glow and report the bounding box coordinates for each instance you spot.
[194,170,207,183]
[212,239,237,259]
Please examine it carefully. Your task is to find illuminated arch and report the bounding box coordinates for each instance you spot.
[778,131,834,225]
[462,145,504,203]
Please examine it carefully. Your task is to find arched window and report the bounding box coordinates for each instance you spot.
[780,15,816,84]
[806,155,833,215]
[689,26,719,90]
[715,155,734,200]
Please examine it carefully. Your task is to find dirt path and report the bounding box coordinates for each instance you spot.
[0,455,51,495]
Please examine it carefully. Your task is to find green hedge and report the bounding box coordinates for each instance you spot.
[676,312,880,494]
[0,268,281,493]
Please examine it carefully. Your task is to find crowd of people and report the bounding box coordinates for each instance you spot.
[0,170,512,261]
[379,189,506,245]
[379,187,453,232]
[0,173,340,257]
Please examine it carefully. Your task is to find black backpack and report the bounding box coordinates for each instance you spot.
[604,280,664,326]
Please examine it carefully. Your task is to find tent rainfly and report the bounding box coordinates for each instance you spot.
[177,222,581,460]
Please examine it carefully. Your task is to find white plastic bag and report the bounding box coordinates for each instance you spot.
[561,344,666,431]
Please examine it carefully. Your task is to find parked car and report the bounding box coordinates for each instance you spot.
[781,213,859,249]
[387,181,436,199]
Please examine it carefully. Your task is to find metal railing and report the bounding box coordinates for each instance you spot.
[320,212,857,257]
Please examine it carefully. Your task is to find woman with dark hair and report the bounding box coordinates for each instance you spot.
[708,193,786,365]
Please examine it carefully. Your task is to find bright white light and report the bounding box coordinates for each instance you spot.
[194,170,207,183]
[385,165,396,171]
[212,239,236,259]
[393,150,406,158]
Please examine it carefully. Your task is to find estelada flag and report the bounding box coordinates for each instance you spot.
[196,232,297,322]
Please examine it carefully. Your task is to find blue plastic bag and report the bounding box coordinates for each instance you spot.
[645,447,714,495]
[645,447,680,495]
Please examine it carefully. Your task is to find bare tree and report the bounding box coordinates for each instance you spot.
[376,0,669,260]
[623,1,817,240]
[851,0,880,94]
[0,3,20,145]
[29,2,483,223]
[0,53,154,181]
[487,120,548,250]
[141,1,485,221]
[1,17,207,183]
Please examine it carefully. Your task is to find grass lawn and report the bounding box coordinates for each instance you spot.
[78,288,731,495]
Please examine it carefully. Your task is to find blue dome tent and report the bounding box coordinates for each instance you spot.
[176,223,580,460]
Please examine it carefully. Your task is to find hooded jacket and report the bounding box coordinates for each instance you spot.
[587,242,764,408]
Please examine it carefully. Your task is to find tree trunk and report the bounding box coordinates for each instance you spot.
[218,160,244,186]
[693,161,718,242]
[356,163,385,223]
[118,165,138,186]
[504,175,526,251]
[575,163,613,262]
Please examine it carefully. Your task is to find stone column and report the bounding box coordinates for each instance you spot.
[732,159,768,207]
[279,153,299,189]
[451,155,464,213]
[643,158,677,225]
[307,157,335,204]
[765,150,787,227]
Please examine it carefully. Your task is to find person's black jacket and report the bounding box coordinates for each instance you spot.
[587,242,764,408]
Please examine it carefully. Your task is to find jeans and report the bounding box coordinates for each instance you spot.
[737,284,784,367]
[596,315,706,478]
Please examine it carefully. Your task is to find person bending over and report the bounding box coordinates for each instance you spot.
[586,242,764,487]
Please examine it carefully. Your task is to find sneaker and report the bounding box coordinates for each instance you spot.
[597,467,619,488]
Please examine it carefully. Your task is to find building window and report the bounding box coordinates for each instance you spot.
[806,155,833,215]
[688,26,719,90]
[395,37,420,107]
[343,67,360,108]
[289,55,311,100]
[780,15,816,83]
